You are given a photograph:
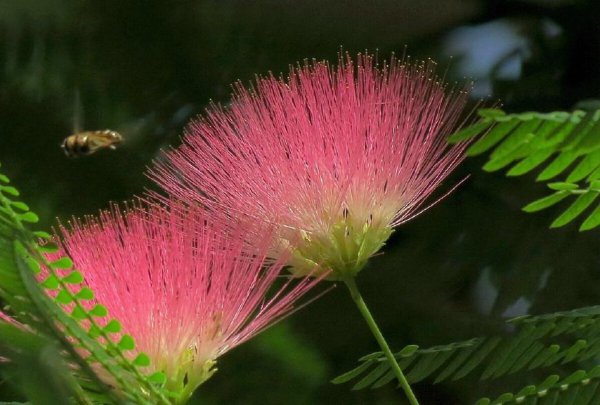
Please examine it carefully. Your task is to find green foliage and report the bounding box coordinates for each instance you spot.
[449,108,600,230]
[333,305,600,392]
[476,367,600,404]
[0,322,79,405]
[0,162,170,404]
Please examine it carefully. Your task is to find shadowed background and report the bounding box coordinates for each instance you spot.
[1,0,600,403]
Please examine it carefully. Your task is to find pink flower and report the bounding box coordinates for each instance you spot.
[55,202,324,401]
[149,53,470,280]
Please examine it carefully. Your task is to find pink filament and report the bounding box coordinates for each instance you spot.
[54,202,324,371]
[149,53,471,235]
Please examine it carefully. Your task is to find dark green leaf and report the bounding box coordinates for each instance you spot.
[331,361,373,384]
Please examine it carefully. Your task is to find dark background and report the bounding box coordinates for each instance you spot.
[1,0,600,403]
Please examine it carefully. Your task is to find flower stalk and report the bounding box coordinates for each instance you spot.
[343,276,419,405]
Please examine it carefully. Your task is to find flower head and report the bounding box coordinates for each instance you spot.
[150,53,470,280]
[55,202,323,402]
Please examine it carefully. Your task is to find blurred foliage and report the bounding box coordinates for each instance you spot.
[1,0,600,404]
[0,163,172,404]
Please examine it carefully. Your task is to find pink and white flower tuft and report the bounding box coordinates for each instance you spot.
[55,203,323,401]
[150,53,471,280]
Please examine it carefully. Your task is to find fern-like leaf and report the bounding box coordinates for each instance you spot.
[476,366,600,404]
[448,108,600,230]
[333,305,600,391]
[0,162,170,404]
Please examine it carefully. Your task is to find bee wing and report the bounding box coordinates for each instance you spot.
[72,89,83,133]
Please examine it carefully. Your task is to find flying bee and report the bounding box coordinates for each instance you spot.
[61,130,123,158]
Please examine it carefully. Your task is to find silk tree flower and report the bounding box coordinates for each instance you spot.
[54,203,324,403]
[149,53,471,281]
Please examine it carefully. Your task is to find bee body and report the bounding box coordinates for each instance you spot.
[61,130,122,158]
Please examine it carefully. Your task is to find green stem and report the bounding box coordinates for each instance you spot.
[343,277,419,405]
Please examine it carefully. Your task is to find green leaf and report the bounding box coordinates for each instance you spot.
[1,186,20,197]
[398,345,419,357]
[537,150,579,181]
[463,108,600,230]
[38,243,58,254]
[335,305,600,391]
[148,372,167,385]
[331,361,373,384]
[353,363,389,390]
[547,182,579,191]
[10,201,29,211]
[564,110,600,152]
[18,212,39,223]
[538,375,561,391]
[33,231,51,239]
[75,287,94,300]
[118,335,136,351]
[478,109,506,119]
[467,120,520,156]
[55,289,73,305]
[103,319,122,334]
[488,119,541,161]
[478,367,600,404]
[62,270,84,284]
[506,148,555,176]
[491,393,514,404]
[41,275,60,290]
[71,306,87,320]
[579,203,600,231]
[51,257,73,269]
[522,191,571,213]
[133,353,151,367]
[448,120,493,143]
[89,304,107,317]
[88,324,102,339]
[566,149,600,182]
[515,385,536,398]
[550,191,600,228]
